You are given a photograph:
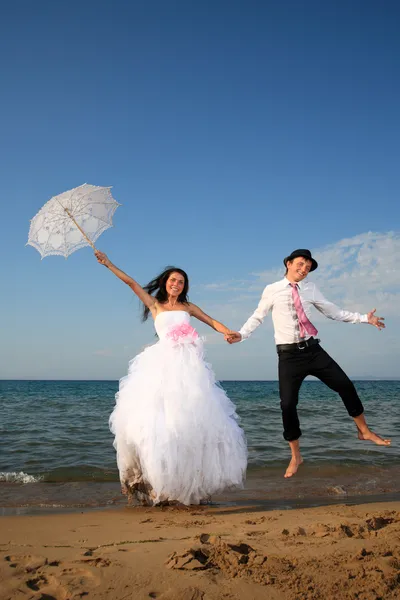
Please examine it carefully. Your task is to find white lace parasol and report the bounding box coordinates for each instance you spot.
[27,183,120,259]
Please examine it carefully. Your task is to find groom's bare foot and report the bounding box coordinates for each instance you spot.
[284,455,303,478]
[357,428,391,446]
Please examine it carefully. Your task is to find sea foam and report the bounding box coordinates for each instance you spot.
[0,471,43,484]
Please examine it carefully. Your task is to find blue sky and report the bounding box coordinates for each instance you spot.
[1,0,399,380]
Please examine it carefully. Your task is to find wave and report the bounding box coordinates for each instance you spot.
[0,471,43,484]
[2,461,400,486]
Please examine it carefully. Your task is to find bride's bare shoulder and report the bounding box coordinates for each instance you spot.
[187,302,200,316]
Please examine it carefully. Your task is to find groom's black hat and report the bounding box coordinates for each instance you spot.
[283,249,318,272]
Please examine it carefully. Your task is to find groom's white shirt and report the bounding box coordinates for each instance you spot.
[239,277,368,345]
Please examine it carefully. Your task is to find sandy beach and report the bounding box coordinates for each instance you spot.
[1,499,399,600]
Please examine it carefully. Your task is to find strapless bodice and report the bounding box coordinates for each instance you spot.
[154,310,197,342]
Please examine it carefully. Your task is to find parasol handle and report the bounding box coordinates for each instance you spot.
[64,208,97,251]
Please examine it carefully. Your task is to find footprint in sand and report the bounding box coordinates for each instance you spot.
[243,516,267,525]
[246,530,266,539]
[311,513,398,539]
[4,553,48,573]
[25,572,68,600]
[366,514,396,531]
[77,556,111,567]
[57,565,104,598]
[3,552,103,599]
[166,532,295,585]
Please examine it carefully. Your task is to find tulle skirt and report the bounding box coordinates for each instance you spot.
[109,337,247,505]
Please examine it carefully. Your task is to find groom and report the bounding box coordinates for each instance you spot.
[226,249,391,478]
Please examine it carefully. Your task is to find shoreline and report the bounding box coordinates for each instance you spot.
[1,499,399,599]
[2,490,400,519]
[2,462,400,517]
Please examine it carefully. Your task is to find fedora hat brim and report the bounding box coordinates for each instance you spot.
[284,250,318,272]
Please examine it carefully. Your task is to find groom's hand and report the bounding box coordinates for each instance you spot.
[367,308,385,330]
[225,332,242,344]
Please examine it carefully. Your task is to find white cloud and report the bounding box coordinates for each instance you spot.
[201,231,400,317]
[311,231,400,316]
[199,231,400,379]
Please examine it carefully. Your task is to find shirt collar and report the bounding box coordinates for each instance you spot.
[284,277,307,289]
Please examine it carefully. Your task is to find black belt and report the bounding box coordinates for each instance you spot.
[276,337,320,353]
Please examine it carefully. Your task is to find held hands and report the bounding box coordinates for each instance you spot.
[95,250,112,268]
[367,309,385,330]
[224,331,242,344]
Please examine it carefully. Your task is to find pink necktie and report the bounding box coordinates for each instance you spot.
[291,284,318,338]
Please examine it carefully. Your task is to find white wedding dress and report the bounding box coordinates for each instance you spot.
[109,310,247,505]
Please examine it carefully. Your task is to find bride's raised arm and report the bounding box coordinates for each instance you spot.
[95,251,156,313]
[189,303,234,336]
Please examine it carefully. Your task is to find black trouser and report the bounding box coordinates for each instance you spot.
[278,343,364,442]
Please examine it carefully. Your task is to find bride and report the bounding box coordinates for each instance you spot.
[95,251,247,506]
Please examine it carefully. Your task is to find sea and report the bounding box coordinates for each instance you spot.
[1,380,399,515]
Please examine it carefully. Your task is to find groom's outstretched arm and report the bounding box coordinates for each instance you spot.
[225,285,273,344]
[312,284,385,329]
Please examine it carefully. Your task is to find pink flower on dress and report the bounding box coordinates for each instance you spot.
[166,323,199,344]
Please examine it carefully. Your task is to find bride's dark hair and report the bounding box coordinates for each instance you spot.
[142,266,189,321]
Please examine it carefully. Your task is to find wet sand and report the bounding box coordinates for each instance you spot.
[1,500,400,600]
[2,463,400,514]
